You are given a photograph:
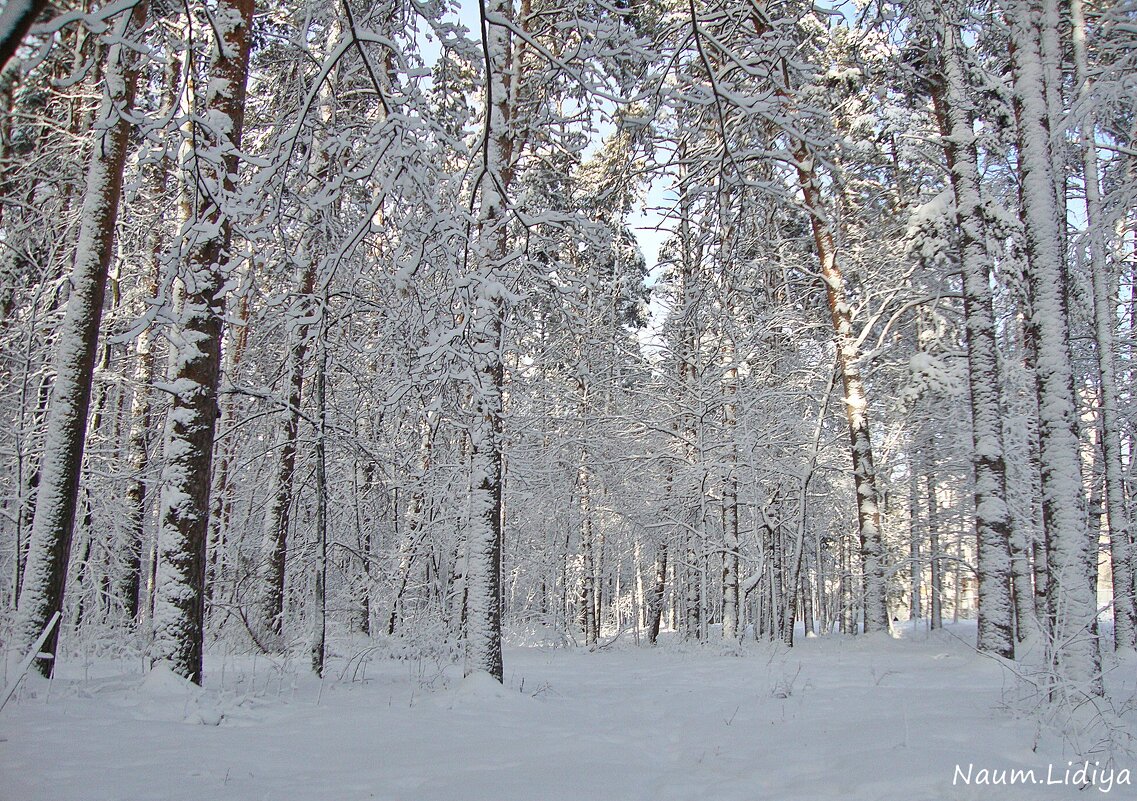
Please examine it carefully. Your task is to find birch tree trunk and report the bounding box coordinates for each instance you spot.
[14,2,148,675]
[930,20,1016,659]
[152,0,254,684]
[1005,0,1102,694]
[310,340,328,677]
[464,0,514,682]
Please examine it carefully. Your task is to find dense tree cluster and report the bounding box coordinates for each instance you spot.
[1,0,1134,701]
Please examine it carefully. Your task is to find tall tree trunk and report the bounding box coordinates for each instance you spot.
[746,2,888,635]
[1006,0,1102,695]
[579,459,598,646]
[928,470,942,631]
[1072,0,1136,651]
[254,16,341,645]
[152,0,253,684]
[310,341,328,677]
[795,150,889,633]
[388,413,436,635]
[120,259,159,623]
[256,259,318,643]
[120,42,181,624]
[721,335,740,641]
[930,20,1016,659]
[647,540,667,644]
[204,280,250,615]
[14,2,148,675]
[909,457,922,622]
[464,0,513,682]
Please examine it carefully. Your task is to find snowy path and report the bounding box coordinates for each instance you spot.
[1,624,1133,800]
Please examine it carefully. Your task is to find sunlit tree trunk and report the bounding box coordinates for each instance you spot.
[1005,0,1102,694]
[795,148,889,634]
[930,20,1016,659]
[14,2,148,675]
[1071,0,1136,651]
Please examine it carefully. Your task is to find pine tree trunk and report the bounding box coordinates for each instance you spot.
[647,540,667,644]
[152,0,253,684]
[120,45,180,622]
[909,459,922,621]
[121,263,158,623]
[256,260,318,643]
[795,149,889,634]
[579,460,598,646]
[1071,0,1136,651]
[928,471,942,630]
[14,2,148,674]
[721,337,740,641]
[1006,0,1102,694]
[744,4,888,635]
[931,22,1016,659]
[204,282,250,615]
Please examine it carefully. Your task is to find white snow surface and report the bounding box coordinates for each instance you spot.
[2,623,1134,800]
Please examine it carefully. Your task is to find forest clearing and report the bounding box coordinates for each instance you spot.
[4,622,1135,801]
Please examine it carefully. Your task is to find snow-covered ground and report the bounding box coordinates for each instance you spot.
[2,623,1135,800]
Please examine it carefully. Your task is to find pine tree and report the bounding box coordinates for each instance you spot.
[14,1,149,675]
[152,0,254,684]
[1004,0,1102,694]
[927,11,1016,659]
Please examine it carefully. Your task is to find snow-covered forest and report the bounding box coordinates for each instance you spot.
[1,0,1136,797]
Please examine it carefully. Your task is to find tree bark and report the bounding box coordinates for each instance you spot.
[152,0,254,684]
[1071,0,1136,651]
[1006,0,1102,694]
[721,334,740,641]
[930,21,1016,659]
[796,149,889,634]
[310,342,328,677]
[14,2,148,675]
[464,0,513,682]
[647,540,667,644]
[579,459,598,646]
[256,259,318,643]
